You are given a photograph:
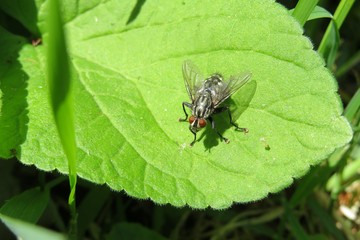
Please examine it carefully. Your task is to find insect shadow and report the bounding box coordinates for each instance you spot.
[126,0,146,24]
[200,80,257,150]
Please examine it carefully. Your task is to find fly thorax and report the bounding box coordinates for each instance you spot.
[193,92,213,118]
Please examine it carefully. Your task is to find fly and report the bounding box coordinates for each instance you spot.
[179,60,252,147]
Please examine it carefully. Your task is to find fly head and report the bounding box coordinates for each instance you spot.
[189,115,207,132]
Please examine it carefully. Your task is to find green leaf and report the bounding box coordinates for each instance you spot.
[0,0,352,208]
[307,6,333,21]
[0,213,66,240]
[0,26,27,159]
[0,188,49,224]
[77,186,111,239]
[0,0,41,36]
[289,6,333,22]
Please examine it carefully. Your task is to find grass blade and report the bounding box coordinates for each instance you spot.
[318,0,355,66]
[46,0,77,237]
[291,0,319,26]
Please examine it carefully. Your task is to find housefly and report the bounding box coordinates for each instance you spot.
[179,60,252,146]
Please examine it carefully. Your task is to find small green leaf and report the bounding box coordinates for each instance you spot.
[0,214,66,240]
[0,188,49,223]
[307,6,333,21]
[289,6,333,22]
[0,0,352,208]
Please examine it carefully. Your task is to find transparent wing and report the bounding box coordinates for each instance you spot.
[213,71,252,107]
[182,60,204,101]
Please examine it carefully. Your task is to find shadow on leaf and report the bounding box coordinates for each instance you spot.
[202,80,257,150]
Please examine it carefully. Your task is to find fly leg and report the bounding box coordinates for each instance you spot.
[180,102,197,147]
[189,125,197,147]
[213,106,249,133]
[227,108,249,133]
[208,116,229,143]
[179,102,192,122]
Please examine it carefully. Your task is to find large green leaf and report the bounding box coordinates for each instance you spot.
[0,0,352,208]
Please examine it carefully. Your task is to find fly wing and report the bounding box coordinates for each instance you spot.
[213,71,252,107]
[182,60,204,101]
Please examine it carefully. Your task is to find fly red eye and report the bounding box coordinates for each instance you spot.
[189,116,195,124]
[198,119,207,128]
